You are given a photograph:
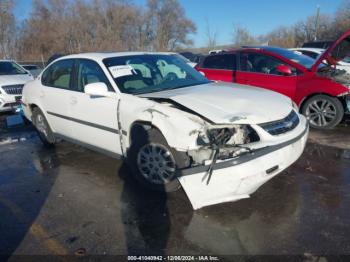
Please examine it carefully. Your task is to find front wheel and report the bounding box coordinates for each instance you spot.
[127,127,189,192]
[32,107,55,147]
[302,95,344,129]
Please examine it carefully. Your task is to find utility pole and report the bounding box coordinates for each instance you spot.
[314,5,320,41]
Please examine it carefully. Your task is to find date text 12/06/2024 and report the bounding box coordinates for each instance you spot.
[127,255,220,261]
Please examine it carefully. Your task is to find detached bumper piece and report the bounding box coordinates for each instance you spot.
[178,124,309,210]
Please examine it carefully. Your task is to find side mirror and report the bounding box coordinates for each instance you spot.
[84,82,110,97]
[276,65,292,76]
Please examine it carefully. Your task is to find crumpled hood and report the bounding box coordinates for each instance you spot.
[0,74,33,86]
[141,82,292,124]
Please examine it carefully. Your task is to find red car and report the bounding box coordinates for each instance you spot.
[196,30,350,129]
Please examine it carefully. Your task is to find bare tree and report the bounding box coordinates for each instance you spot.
[263,26,295,48]
[204,17,217,50]
[146,0,196,51]
[294,14,333,46]
[333,0,350,38]
[232,24,256,46]
[15,0,196,60]
[0,0,15,58]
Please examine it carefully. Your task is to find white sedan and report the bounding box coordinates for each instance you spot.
[22,52,308,209]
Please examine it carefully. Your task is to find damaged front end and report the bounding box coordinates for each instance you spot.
[318,66,350,86]
[137,94,308,210]
[176,113,309,210]
[188,125,259,185]
[317,67,350,113]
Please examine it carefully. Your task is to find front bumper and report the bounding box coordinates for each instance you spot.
[0,94,22,112]
[178,121,309,210]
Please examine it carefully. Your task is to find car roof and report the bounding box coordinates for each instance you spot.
[241,45,292,53]
[289,47,324,53]
[214,46,295,54]
[55,52,178,63]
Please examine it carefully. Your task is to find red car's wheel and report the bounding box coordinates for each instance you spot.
[302,95,344,129]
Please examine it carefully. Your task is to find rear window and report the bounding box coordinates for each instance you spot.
[202,54,236,70]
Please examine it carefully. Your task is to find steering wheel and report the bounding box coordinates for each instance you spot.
[164,72,179,81]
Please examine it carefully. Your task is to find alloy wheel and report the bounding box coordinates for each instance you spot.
[305,99,337,127]
[137,143,176,185]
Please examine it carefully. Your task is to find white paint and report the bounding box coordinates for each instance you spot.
[141,82,292,124]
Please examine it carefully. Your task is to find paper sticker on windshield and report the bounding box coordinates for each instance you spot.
[109,65,135,78]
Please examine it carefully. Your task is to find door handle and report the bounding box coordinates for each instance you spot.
[70,97,77,105]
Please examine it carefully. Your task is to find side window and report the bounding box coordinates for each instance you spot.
[42,59,74,89]
[76,59,113,92]
[202,54,236,70]
[240,52,295,75]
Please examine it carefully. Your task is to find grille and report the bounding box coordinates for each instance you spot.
[259,110,299,135]
[3,102,20,107]
[2,84,24,95]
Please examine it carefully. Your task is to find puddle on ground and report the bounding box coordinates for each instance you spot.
[1,126,350,255]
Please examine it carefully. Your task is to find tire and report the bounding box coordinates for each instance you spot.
[127,126,189,192]
[302,94,344,129]
[32,107,55,147]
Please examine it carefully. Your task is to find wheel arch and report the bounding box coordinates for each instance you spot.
[298,92,345,112]
[128,120,163,148]
[28,103,55,131]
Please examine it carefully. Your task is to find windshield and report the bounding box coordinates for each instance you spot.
[103,54,210,95]
[0,61,28,75]
[271,48,320,69]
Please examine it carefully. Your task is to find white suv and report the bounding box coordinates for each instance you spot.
[22,52,308,209]
[0,60,34,112]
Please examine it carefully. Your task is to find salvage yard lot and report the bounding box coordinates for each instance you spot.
[0,113,350,257]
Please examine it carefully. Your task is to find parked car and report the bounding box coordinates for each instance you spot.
[290,47,350,74]
[21,64,42,78]
[209,49,224,55]
[180,51,205,65]
[22,52,308,209]
[173,53,197,67]
[196,30,350,129]
[0,60,34,112]
[302,41,333,49]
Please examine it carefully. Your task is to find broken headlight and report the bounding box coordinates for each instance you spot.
[207,128,236,147]
[197,125,259,147]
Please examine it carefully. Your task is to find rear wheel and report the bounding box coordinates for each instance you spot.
[302,95,344,129]
[127,127,189,192]
[32,107,55,147]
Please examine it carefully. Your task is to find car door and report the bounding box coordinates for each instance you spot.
[67,59,122,157]
[197,53,236,82]
[235,51,297,99]
[40,59,75,136]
